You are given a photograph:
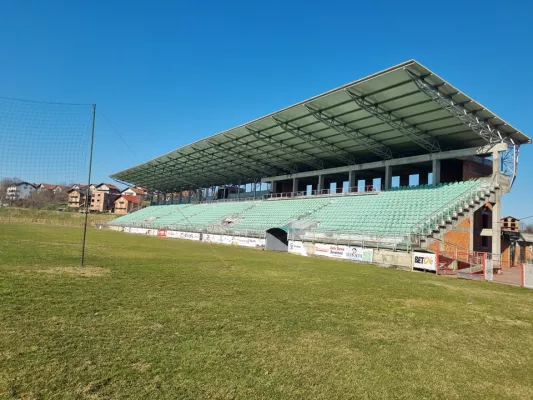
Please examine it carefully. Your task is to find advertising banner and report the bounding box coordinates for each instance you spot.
[157,229,167,237]
[313,243,373,263]
[344,246,373,263]
[314,244,331,257]
[129,227,148,235]
[231,236,265,248]
[202,234,233,245]
[412,252,437,271]
[288,240,308,256]
[166,230,201,241]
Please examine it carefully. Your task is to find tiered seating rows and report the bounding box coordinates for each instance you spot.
[110,181,483,236]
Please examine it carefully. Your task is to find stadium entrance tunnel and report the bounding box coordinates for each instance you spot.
[265,228,288,252]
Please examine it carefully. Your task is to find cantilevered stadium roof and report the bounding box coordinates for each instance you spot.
[111,60,530,191]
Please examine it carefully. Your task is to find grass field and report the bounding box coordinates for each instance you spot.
[1,222,533,399]
[0,207,115,227]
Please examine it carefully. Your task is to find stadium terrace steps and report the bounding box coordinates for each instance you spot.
[305,180,484,236]
[161,202,256,230]
[109,180,489,238]
[226,198,331,233]
[109,205,186,226]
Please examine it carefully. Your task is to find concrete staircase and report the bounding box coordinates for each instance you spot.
[415,175,507,249]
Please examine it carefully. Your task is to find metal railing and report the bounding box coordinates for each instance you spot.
[410,180,492,239]
[294,228,412,251]
[152,185,384,206]
[265,184,382,200]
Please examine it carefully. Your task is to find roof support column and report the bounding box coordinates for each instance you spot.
[491,148,502,256]
[365,178,373,192]
[385,165,392,190]
[292,177,298,196]
[348,170,356,193]
[318,175,325,194]
[271,180,277,194]
[170,192,174,205]
[178,191,183,204]
[432,159,441,186]
[188,189,192,203]
[492,150,501,175]
[492,196,502,256]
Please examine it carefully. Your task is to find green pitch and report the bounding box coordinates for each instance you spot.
[1,223,532,399]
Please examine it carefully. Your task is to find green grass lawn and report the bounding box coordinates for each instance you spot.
[1,223,532,399]
[0,207,116,226]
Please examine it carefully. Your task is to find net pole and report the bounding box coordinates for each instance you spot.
[80,104,96,267]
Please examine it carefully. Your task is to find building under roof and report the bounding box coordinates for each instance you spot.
[111,60,530,192]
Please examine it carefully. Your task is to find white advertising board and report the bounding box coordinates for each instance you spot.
[344,246,374,263]
[288,240,308,256]
[129,227,148,235]
[524,263,533,289]
[231,236,265,248]
[166,230,201,241]
[313,243,373,263]
[314,244,332,257]
[202,234,233,245]
[412,252,436,271]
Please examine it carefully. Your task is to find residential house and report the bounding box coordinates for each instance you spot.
[71,184,88,191]
[86,183,121,212]
[89,191,119,213]
[6,182,37,200]
[501,216,533,267]
[114,195,143,215]
[37,183,56,192]
[96,183,120,194]
[121,186,146,201]
[501,216,520,232]
[67,188,87,209]
[53,185,69,195]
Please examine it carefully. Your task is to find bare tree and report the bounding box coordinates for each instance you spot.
[522,223,533,234]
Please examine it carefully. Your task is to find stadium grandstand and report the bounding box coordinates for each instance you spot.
[109,60,530,274]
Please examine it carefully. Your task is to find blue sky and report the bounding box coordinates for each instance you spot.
[0,0,531,217]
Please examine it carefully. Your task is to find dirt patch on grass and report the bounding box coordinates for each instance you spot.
[132,363,152,372]
[36,266,110,277]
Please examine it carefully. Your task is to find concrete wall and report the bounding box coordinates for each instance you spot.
[463,158,492,180]
[428,217,471,253]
